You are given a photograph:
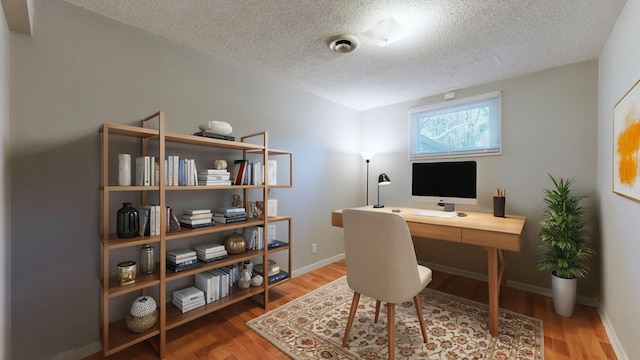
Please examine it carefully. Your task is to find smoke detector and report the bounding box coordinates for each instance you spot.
[328,34,359,54]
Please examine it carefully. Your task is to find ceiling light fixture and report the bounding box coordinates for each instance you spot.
[363,17,411,47]
[328,34,359,54]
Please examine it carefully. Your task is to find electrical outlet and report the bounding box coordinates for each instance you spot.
[311,243,317,254]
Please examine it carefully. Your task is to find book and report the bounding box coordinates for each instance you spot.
[199,169,230,174]
[198,180,233,186]
[167,261,202,272]
[194,242,226,253]
[216,207,246,214]
[268,271,289,284]
[254,260,280,276]
[179,221,215,229]
[184,209,212,215]
[180,217,214,225]
[232,160,247,185]
[197,254,229,263]
[138,205,156,236]
[172,286,204,302]
[213,212,246,218]
[138,206,151,237]
[268,240,288,249]
[166,257,198,266]
[212,215,247,224]
[172,298,205,313]
[193,131,235,141]
[167,249,196,259]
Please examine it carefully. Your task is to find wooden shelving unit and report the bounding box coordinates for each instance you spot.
[99,111,293,358]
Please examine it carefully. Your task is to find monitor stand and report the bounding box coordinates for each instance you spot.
[442,203,455,212]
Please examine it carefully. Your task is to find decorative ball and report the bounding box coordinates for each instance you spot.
[130,296,157,317]
[238,279,251,289]
[224,232,246,254]
[213,159,227,170]
[199,121,233,135]
[251,275,264,287]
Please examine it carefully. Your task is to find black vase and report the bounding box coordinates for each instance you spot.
[117,202,139,238]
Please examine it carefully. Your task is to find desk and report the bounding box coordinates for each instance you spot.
[331,206,526,336]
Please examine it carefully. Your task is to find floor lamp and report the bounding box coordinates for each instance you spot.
[361,153,374,205]
[373,173,391,208]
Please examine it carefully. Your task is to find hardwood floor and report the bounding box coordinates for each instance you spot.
[84,260,616,360]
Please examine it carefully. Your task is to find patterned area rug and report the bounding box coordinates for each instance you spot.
[247,276,543,359]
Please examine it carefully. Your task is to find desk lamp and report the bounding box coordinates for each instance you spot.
[373,173,391,208]
[361,152,374,205]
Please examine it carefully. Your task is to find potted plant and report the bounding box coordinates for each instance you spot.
[537,174,595,317]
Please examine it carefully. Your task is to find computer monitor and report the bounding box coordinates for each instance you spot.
[411,161,477,211]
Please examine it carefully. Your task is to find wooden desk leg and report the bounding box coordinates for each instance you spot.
[486,247,499,336]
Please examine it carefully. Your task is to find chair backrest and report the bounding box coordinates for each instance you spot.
[342,208,422,304]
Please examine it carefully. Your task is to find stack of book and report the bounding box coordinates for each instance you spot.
[254,260,289,284]
[172,286,205,313]
[194,263,242,303]
[213,207,247,224]
[193,131,235,141]
[194,242,228,263]
[180,209,214,229]
[198,169,232,186]
[166,249,201,272]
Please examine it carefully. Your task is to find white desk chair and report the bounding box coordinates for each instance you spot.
[341,208,432,360]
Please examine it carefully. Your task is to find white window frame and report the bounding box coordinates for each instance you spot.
[408,91,502,160]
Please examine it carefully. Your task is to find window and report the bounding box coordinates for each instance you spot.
[409,91,501,159]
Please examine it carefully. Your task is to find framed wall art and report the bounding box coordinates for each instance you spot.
[613,79,640,202]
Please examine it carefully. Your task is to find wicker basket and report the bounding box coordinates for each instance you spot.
[126,308,159,333]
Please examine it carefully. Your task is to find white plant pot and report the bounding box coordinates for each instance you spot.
[551,272,577,317]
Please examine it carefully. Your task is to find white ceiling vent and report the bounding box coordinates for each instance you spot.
[328,34,359,54]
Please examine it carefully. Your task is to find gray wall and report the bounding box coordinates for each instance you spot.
[361,61,600,299]
[598,0,640,358]
[9,1,359,359]
[0,3,10,359]
[7,0,637,359]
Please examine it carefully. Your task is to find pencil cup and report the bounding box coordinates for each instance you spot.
[493,196,505,217]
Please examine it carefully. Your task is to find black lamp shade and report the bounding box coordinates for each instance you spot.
[378,173,391,185]
[374,173,391,208]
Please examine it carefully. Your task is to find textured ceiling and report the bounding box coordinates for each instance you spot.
[63,0,626,111]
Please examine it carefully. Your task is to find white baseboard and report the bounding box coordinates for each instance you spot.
[47,342,102,360]
[598,305,629,360]
[418,260,599,307]
[292,253,345,278]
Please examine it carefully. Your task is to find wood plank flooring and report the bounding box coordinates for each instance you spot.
[84,260,616,360]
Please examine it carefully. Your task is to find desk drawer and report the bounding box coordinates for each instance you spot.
[462,229,521,251]
[407,222,461,242]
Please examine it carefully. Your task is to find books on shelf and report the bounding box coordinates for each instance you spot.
[180,210,214,228]
[167,260,202,273]
[216,207,246,215]
[172,286,205,312]
[138,204,161,236]
[254,259,280,277]
[135,156,152,186]
[193,131,235,141]
[212,215,247,224]
[243,226,264,250]
[268,239,288,249]
[184,209,212,215]
[268,271,289,284]
[167,248,196,260]
[179,221,215,229]
[167,249,200,270]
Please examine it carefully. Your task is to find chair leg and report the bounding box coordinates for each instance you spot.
[342,292,361,347]
[413,294,428,343]
[374,300,381,323]
[387,303,395,360]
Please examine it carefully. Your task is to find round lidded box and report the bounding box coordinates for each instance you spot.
[130,295,157,318]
